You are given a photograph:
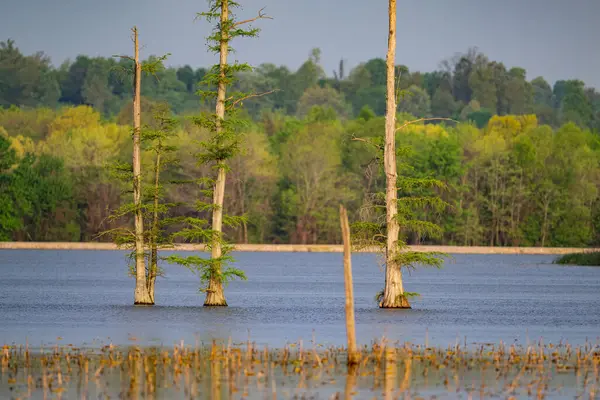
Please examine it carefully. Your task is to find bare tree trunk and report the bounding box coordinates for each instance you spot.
[147,151,161,304]
[340,205,359,365]
[541,194,550,248]
[380,0,410,309]
[239,177,248,244]
[205,0,230,307]
[132,27,152,306]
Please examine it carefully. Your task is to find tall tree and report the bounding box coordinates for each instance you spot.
[130,28,153,305]
[381,0,406,308]
[168,1,272,307]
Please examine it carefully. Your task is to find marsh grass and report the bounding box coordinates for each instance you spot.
[1,338,599,399]
[554,251,600,266]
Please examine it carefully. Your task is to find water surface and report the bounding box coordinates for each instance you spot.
[1,250,598,348]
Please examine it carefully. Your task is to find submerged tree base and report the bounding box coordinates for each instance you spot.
[203,302,228,307]
[204,283,228,306]
[379,294,411,309]
[133,301,155,306]
[134,285,154,306]
[203,297,228,307]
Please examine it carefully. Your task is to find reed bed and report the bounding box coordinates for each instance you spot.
[1,337,599,399]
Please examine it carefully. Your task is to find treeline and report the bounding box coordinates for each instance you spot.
[2,41,600,131]
[1,41,600,247]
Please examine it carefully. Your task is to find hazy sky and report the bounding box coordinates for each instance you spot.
[1,0,598,87]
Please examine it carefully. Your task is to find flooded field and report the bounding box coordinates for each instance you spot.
[1,339,599,399]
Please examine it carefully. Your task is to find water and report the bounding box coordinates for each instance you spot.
[1,250,599,348]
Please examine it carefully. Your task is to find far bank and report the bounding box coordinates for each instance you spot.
[0,242,598,255]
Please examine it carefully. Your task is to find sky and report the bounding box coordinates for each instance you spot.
[1,0,598,88]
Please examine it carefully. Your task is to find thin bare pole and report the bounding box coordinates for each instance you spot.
[340,205,358,365]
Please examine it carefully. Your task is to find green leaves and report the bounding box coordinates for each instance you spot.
[164,253,247,292]
[392,250,447,271]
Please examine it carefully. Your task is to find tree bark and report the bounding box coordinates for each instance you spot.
[132,27,153,305]
[147,150,161,304]
[205,0,230,307]
[380,0,410,309]
[340,205,359,365]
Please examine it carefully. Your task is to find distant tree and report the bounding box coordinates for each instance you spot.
[296,86,352,119]
[0,40,60,108]
[363,58,387,86]
[176,65,196,92]
[398,85,431,118]
[431,89,458,118]
[557,80,593,127]
[531,76,553,108]
[504,67,533,115]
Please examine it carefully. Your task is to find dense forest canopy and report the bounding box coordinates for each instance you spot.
[1,40,600,247]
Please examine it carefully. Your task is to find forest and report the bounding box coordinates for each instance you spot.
[1,40,600,248]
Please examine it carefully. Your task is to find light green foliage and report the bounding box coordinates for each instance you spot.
[2,41,600,248]
[279,114,358,243]
[102,106,181,284]
[350,125,450,301]
[0,132,77,241]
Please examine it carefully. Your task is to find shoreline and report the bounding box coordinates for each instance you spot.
[0,241,597,255]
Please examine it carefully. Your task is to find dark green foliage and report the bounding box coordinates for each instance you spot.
[467,110,493,128]
[0,40,59,108]
[3,39,600,132]
[553,252,600,266]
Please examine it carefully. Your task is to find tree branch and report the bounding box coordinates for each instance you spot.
[234,7,273,26]
[227,89,279,108]
[113,55,134,61]
[395,118,458,132]
[351,135,383,150]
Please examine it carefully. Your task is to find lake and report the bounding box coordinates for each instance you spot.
[1,250,599,349]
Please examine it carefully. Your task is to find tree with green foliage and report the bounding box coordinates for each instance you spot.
[0,40,60,109]
[166,0,272,307]
[102,104,179,305]
[103,27,172,305]
[0,132,77,241]
[0,133,21,239]
[350,0,448,309]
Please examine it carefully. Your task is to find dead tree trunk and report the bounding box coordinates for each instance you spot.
[148,151,161,304]
[340,205,359,365]
[380,0,410,309]
[205,0,230,307]
[132,27,152,305]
